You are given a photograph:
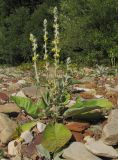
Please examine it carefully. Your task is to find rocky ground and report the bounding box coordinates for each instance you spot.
[0,66,118,160]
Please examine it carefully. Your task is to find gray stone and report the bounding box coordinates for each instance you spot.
[8,140,21,156]
[11,155,21,160]
[63,142,102,160]
[17,80,26,85]
[102,109,118,145]
[8,82,20,92]
[12,90,26,98]
[0,113,17,143]
[85,137,118,158]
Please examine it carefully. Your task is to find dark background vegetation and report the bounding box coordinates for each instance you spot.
[0,0,118,66]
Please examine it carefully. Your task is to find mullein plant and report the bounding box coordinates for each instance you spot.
[29,7,72,122]
[42,7,72,121]
[43,19,49,73]
[29,33,39,84]
[47,7,72,121]
[52,7,60,78]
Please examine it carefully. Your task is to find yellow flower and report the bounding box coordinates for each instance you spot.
[52,48,56,52]
[32,54,39,62]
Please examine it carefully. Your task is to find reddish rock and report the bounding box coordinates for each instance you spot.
[0,92,9,104]
[11,79,18,83]
[84,130,94,138]
[66,122,90,132]
[21,134,42,157]
[79,92,95,99]
[72,131,84,142]
[84,82,97,89]
[105,91,118,106]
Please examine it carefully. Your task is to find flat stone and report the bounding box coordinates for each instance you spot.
[63,142,102,160]
[102,109,118,145]
[12,90,26,98]
[8,82,20,91]
[0,92,9,104]
[17,80,26,85]
[8,140,21,156]
[20,131,33,144]
[85,137,118,158]
[0,113,17,143]
[0,103,20,113]
[66,122,90,132]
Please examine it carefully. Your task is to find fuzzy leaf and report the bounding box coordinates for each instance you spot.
[41,123,72,152]
[21,121,37,132]
[64,106,101,118]
[71,98,113,109]
[11,96,47,117]
[64,98,113,119]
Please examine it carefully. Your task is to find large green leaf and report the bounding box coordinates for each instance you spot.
[21,121,37,132]
[11,96,47,118]
[64,98,113,119]
[41,123,72,152]
[71,98,113,109]
[81,98,113,109]
[63,106,101,118]
[13,121,37,138]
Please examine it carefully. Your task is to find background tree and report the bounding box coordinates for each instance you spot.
[0,0,117,66]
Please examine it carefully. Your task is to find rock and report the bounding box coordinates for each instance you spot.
[20,131,33,144]
[22,86,45,99]
[12,90,26,98]
[72,132,84,142]
[73,87,91,92]
[11,155,21,160]
[0,113,17,143]
[102,109,118,145]
[66,122,90,132]
[106,91,118,106]
[63,142,102,160]
[89,125,102,140]
[105,85,118,93]
[17,80,26,85]
[8,140,21,156]
[0,103,20,113]
[0,92,9,104]
[79,76,95,83]
[37,122,46,133]
[95,95,103,98]
[8,82,20,92]
[85,137,118,158]
[79,92,95,99]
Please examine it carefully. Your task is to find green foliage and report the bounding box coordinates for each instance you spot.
[64,98,113,119]
[11,96,47,118]
[0,6,31,64]
[20,121,37,132]
[13,121,37,138]
[41,123,72,152]
[59,0,118,66]
[0,0,117,65]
